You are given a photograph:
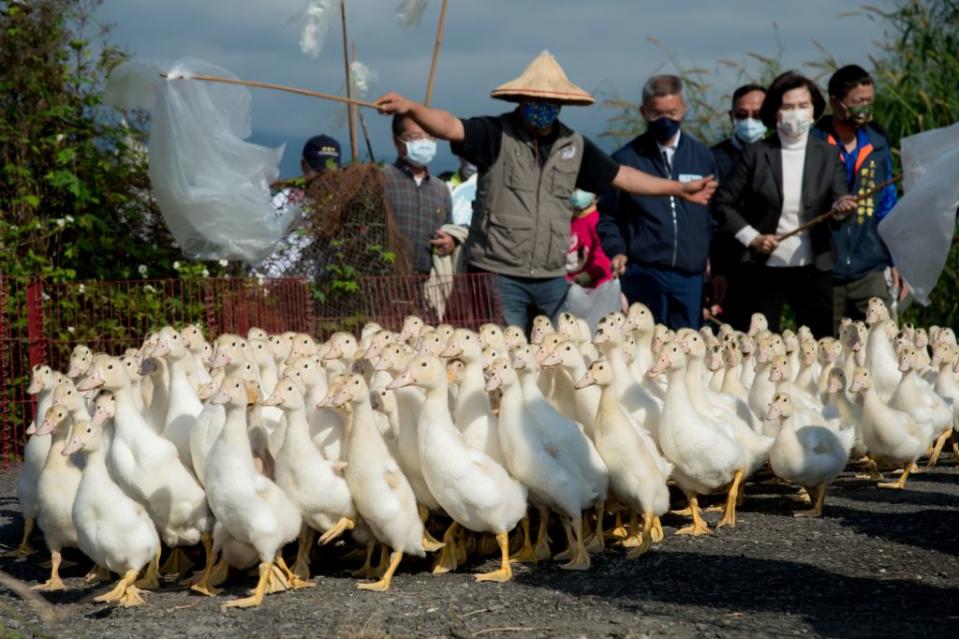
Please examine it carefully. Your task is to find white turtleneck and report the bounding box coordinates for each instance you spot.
[735,131,820,268]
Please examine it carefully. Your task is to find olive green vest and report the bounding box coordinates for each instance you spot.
[466,112,584,278]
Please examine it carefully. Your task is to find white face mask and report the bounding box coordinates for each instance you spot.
[777,108,814,138]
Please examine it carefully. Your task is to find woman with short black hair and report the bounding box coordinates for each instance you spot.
[713,71,857,337]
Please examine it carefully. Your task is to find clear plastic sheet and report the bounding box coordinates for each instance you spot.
[104,58,292,263]
[878,122,959,305]
[562,278,624,333]
[300,0,339,58]
[397,0,430,28]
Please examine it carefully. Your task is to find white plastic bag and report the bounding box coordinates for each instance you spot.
[878,122,959,305]
[562,278,623,333]
[299,0,339,58]
[450,173,477,226]
[105,58,293,263]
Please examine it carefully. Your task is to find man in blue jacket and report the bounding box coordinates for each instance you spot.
[813,65,901,332]
[598,75,718,329]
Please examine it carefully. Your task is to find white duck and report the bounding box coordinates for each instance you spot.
[9,365,65,558]
[488,357,606,566]
[63,418,160,607]
[180,323,212,390]
[440,329,505,464]
[264,377,355,580]
[849,367,925,489]
[928,343,959,466]
[389,357,527,581]
[371,343,440,522]
[866,317,902,404]
[539,340,599,437]
[534,333,582,421]
[649,343,746,535]
[326,372,426,591]
[720,343,749,402]
[816,337,843,396]
[78,357,213,586]
[149,326,203,470]
[575,360,672,557]
[794,340,820,397]
[889,344,953,455]
[748,333,785,419]
[206,375,309,605]
[766,393,854,517]
[678,331,771,480]
[591,325,661,436]
[30,404,83,591]
[822,367,867,458]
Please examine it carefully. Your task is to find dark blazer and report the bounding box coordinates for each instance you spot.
[712,134,848,267]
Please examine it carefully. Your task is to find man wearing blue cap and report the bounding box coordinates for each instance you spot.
[255,135,342,278]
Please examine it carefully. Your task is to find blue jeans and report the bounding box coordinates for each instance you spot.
[497,274,569,334]
[620,263,703,330]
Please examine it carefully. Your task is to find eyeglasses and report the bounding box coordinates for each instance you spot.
[733,109,762,120]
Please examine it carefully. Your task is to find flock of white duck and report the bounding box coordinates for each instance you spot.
[7,296,958,609]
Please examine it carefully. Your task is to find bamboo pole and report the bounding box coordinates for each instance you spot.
[159,73,379,109]
[340,0,358,162]
[776,174,903,242]
[424,0,449,107]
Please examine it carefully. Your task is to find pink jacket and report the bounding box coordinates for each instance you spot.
[566,209,613,288]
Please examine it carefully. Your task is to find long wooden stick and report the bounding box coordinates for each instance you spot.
[340,0,358,162]
[776,174,903,242]
[159,73,380,109]
[424,0,449,107]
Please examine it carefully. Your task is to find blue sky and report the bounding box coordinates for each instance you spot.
[96,0,892,178]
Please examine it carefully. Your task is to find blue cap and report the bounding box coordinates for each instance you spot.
[301,135,341,172]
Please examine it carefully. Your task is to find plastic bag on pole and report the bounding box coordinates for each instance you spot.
[562,278,623,333]
[878,122,959,305]
[105,58,292,263]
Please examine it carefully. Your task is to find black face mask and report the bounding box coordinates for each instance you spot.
[648,117,681,143]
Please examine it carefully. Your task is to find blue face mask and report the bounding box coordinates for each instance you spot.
[647,116,681,143]
[733,117,767,144]
[570,189,594,210]
[403,138,437,167]
[519,102,561,129]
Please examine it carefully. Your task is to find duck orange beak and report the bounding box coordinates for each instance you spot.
[261,391,282,407]
[439,342,462,358]
[77,371,104,392]
[484,373,502,393]
[387,369,415,390]
[766,404,782,420]
[61,435,83,457]
[574,372,595,389]
[539,350,561,368]
[648,354,670,377]
[150,340,171,359]
[27,377,44,394]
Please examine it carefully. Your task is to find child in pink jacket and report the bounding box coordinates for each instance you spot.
[566,189,613,287]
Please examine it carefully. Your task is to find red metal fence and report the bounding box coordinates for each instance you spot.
[0,273,500,461]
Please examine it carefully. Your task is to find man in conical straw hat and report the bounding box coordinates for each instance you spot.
[377,50,716,335]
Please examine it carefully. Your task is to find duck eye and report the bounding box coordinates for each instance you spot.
[108,365,114,370]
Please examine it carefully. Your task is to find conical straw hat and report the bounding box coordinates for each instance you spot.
[491,50,594,106]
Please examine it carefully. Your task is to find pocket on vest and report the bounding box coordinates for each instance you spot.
[548,165,578,199]
[485,214,534,266]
